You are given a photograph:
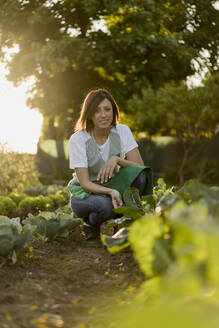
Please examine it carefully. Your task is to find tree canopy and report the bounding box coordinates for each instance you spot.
[0,0,218,138]
[127,71,219,183]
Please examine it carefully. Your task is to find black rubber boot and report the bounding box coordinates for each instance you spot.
[82,223,100,242]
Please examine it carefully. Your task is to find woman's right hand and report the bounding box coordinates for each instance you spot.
[110,189,123,208]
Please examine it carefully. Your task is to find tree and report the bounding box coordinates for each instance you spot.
[126,71,219,184]
[0,0,218,139]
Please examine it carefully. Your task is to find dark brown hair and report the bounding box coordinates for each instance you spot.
[74,89,120,132]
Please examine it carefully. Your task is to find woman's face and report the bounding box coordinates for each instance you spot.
[91,98,113,130]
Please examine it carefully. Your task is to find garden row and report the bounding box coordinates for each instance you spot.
[0,183,84,266]
[0,184,70,218]
[0,193,81,265]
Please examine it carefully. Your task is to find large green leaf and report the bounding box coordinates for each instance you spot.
[168,200,219,285]
[107,216,133,230]
[0,217,34,260]
[0,216,10,224]
[113,188,146,219]
[24,211,82,240]
[23,214,47,236]
[113,207,142,220]
[142,195,156,213]
[101,228,130,254]
[0,226,14,257]
[12,223,36,252]
[44,218,60,239]
[129,215,172,277]
[179,179,219,204]
[59,217,82,235]
[123,187,144,214]
[157,193,181,212]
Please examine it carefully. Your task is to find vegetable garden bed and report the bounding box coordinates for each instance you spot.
[0,179,219,327]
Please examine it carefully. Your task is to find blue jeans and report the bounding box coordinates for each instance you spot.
[70,171,146,228]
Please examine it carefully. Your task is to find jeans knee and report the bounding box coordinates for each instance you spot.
[131,171,147,196]
[70,195,113,225]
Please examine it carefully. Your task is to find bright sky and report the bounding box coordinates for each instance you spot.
[0,62,43,154]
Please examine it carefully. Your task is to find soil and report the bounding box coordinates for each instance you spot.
[0,224,144,328]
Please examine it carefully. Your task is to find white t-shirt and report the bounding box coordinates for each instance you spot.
[69,124,138,169]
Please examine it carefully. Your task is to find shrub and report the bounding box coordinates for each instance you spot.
[49,194,67,208]
[8,192,27,206]
[23,211,82,241]
[0,143,40,195]
[0,196,17,216]
[18,195,53,215]
[56,189,70,203]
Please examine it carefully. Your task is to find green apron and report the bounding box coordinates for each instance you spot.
[67,165,153,200]
[67,129,153,200]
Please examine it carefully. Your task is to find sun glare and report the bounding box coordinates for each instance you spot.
[0,63,43,154]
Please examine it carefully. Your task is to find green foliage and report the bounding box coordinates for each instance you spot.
[127,74,219,184]
[8,192,27,206]
[20,184,69,214]
[1,184,69,217]
[113,207,142,220]
[102,178,219,328]
[0,196,16,216]
[101,227,130,255]
[18,195,54,214]
[157,179,219,218]
[108,180,173,234]
[23,211,82,241]
[0,216,35,265]
[49,194,67,208]
[129,215,172,277]
[104,178,219,260]
[56,189,70,203]
[127,76,219,137]
[0,143,40,195]
[23,184,64,196]
[113,187,145,220]
[107,216,133,231]
[0,1,218,138]
[123,187,145,215]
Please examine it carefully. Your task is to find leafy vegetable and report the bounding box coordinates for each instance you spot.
[105,178,219,328]
[8,192,27,206]
[0,216,35,265]
[18,195,53,213]
[101,228,130,254]
[113,207,142,220]
[113,187,145,219]
[129,215,172,277]
[23,211,82,241]
[123,188,144,214]
[0,196,17,216]
[107,216,133,231]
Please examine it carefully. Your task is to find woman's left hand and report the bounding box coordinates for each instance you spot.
[97,156,118,183]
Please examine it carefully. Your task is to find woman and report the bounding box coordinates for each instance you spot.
[67,89,152,241]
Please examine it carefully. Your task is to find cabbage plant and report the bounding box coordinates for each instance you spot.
[0,216,35,265]
[23,211,82,241]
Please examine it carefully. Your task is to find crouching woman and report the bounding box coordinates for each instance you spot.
[67,89,152,241]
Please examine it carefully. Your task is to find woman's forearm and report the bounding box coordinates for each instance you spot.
[81,180,113,195]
